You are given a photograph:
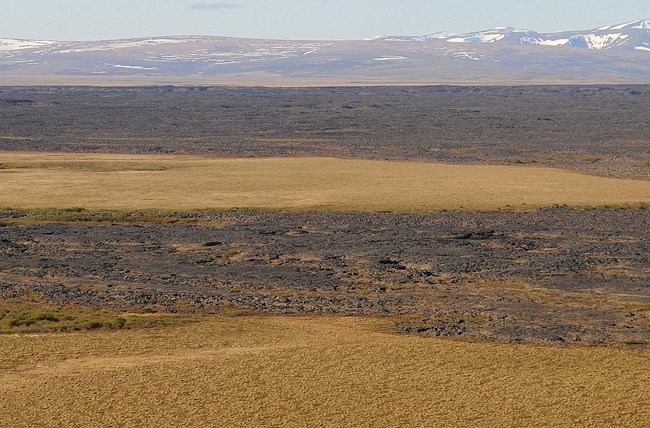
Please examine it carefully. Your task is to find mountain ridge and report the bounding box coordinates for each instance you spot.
[374,19,650,51]
[1,19,649,85]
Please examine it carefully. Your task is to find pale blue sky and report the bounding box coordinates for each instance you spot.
[2,0,649,41]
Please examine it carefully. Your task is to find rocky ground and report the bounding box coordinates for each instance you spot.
[1,85,649,348]
[1,85,649,177]
[1,207,649,347]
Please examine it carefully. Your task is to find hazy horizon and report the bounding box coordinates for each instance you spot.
[1,0,649,41]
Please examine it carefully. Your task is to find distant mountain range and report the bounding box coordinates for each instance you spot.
[1,19,649,85]
[372,19,650,52]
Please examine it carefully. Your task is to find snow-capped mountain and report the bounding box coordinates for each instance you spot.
[377,19,650,52]
[0,19,649,85]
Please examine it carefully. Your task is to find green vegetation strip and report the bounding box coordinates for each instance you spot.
[0,304,195,334]
[1,204,649,225]
[0,207,243,224]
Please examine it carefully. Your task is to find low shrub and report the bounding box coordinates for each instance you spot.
[0,306,194,334]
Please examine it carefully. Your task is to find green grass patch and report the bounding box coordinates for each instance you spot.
[622,340,647,346]
[582,156,602,164]
[0,303,196,334]
[0,207,349,225]
[496,158,539,165]
[0,208,220,225]
[1,202,650,226]
[218,305,259,318]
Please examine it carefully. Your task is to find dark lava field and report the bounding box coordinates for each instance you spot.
[0,85,649,347]
[1,208,649,347]
[1,85,649,177]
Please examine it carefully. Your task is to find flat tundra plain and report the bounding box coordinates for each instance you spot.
[0,152,648,211]
[0,85,649,427]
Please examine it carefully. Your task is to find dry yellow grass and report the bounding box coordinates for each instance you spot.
[0,316,648,427]
[0,152,648,211]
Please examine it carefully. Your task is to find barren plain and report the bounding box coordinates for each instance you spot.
[1,85,649,427]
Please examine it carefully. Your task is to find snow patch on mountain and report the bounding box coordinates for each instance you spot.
[632,19,650,29]
[0,39,56,51]
[369,18,649,52]
[611,20,643,30]
[492,27,532,33]
[367,32,459,42]
[56,38,193,54]
[425,32,458,40]
[448,33,505,43]
[451,51,484,61]
[569,34,628,49]
[597,19,650,30]
[106,63,158,70]
[373,56,408,61]
[520,37,569,46]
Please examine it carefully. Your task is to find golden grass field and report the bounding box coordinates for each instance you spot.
[0,152,648,212]
[2,151,649,426]
[1,315,649,427]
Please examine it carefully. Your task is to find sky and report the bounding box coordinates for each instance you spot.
[1,0,649,41]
